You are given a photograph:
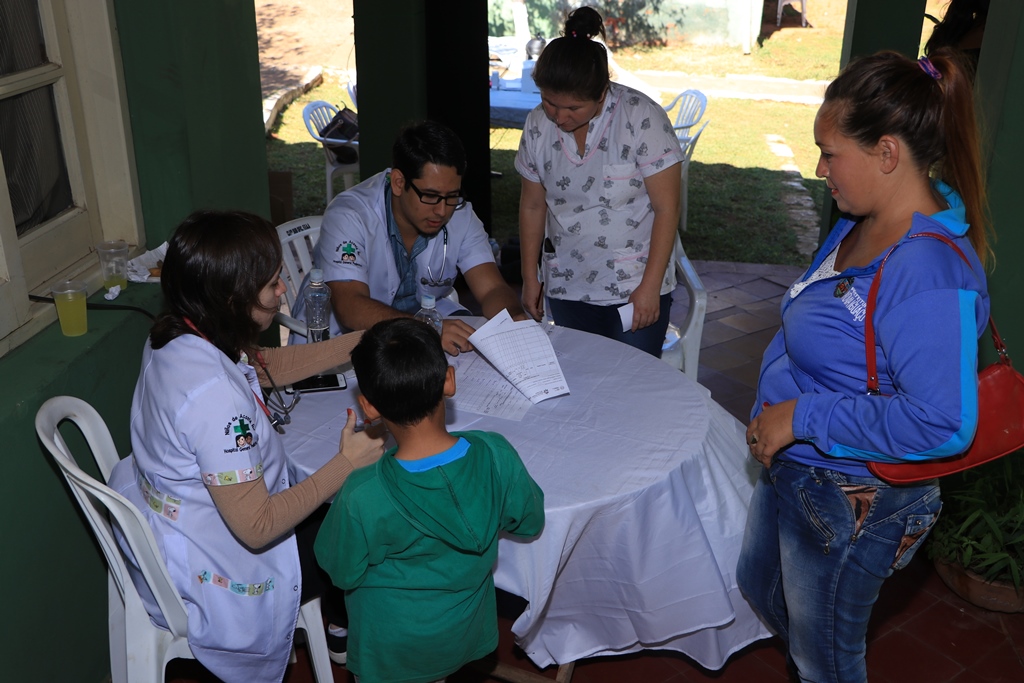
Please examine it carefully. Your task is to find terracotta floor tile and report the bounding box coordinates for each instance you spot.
[866,627,964,683]
[960,640,1024,681]
[903,599,1005,668]
[572,650,688,683]
[949,667,995,683]
[674,648,790,683]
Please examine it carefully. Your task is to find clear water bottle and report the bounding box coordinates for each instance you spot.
[413,294,443,336]
[304,268,331,344]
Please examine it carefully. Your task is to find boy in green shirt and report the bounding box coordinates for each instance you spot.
[315,318,545,683]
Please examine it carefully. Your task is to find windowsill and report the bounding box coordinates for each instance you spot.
[0,282,162,368]
[1,246,150,358]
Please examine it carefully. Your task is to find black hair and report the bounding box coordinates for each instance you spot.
[822,49,991,266]
[350,318,449,427]
[391,120,467,181]
[925,0,989,57]
[532,6,609,101]
[150,210,282,361]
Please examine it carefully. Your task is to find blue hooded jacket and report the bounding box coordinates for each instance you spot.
[754,182,990,476]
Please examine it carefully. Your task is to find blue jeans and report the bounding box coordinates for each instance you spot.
[737,460,941,683]
[547,294,672,358]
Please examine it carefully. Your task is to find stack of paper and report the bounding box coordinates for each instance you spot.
[467,310,569,404]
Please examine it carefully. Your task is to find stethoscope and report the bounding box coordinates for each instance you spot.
[420,226,454,288]
[256,352,298,434]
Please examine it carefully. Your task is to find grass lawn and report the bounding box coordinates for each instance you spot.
[269,73,822,268]
[489,94,822,267]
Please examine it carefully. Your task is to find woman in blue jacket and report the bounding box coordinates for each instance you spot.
[737,49,992,683]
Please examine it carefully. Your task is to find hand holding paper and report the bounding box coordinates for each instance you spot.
[468,310,569,403]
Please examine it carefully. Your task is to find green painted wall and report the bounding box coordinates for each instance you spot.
[977,0,1024,364]
[352,0,428,175]
[112,0,271,245]
[0,1,270,680]
[0,286,159,681]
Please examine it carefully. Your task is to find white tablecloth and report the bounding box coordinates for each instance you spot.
[283,325,770,669]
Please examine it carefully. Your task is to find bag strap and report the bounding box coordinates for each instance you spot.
[864,231,1006,395]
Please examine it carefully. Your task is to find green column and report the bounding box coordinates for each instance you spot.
[976,1,1024,362]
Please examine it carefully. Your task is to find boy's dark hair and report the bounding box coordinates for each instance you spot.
[392,120,467,181]
[351,318,449,426]
[150,210,282,362]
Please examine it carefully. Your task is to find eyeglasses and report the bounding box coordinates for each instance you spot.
[406,178,466,209]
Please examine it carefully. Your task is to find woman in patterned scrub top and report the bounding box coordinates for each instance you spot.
[516,6,685,357]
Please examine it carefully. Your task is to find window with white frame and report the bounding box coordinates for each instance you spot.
[0,0,142,355]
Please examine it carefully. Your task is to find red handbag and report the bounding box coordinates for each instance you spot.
[862,232,1024,485]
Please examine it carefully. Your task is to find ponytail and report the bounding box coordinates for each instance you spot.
[823,49,992,268]
[928,49,992,267]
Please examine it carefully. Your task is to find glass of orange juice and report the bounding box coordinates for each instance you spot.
[50,280,89,337]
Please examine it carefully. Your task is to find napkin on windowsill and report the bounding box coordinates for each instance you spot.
[127,242,168,283]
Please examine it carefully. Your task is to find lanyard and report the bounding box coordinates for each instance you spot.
[182,318,289,432]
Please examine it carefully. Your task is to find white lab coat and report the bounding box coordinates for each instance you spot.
[291,170,494,339]
[109,334,301,682]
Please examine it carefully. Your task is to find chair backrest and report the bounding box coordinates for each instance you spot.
[682,119,710,167]
[276,216,323,310]
[34,396,190,638]
[302,101,339,144]
[664,89,707,140]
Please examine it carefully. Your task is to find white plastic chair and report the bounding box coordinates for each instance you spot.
[671,237,707,381]
[778,0,808,27]
[346,78,358,110]
[678,119,709,234]
[302,100,359,204]
[663,89,707,143]
[35,396,335,683]
[274,216,321,338]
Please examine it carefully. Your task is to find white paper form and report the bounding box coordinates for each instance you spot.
[449,352,533,421]
[468,309,570,403]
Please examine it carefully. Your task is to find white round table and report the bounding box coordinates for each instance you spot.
[282,324,769,670]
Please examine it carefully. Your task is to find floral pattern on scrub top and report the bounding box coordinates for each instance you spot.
[515,82,684,305]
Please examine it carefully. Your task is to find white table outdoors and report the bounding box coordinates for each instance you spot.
[489,78,540,129]
[283,323,770,676]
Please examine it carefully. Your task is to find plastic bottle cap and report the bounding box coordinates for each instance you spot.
[310,268,324,284]
[421,294,436,308]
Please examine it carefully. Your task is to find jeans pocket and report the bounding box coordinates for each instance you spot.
[798,487,837,555]
[892,508,941,570]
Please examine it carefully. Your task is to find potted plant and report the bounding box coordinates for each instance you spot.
[927,455,1024,612]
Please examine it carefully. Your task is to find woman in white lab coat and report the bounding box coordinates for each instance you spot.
[109,210,383,682]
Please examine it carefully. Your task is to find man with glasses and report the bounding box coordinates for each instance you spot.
[294,120,526,356]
